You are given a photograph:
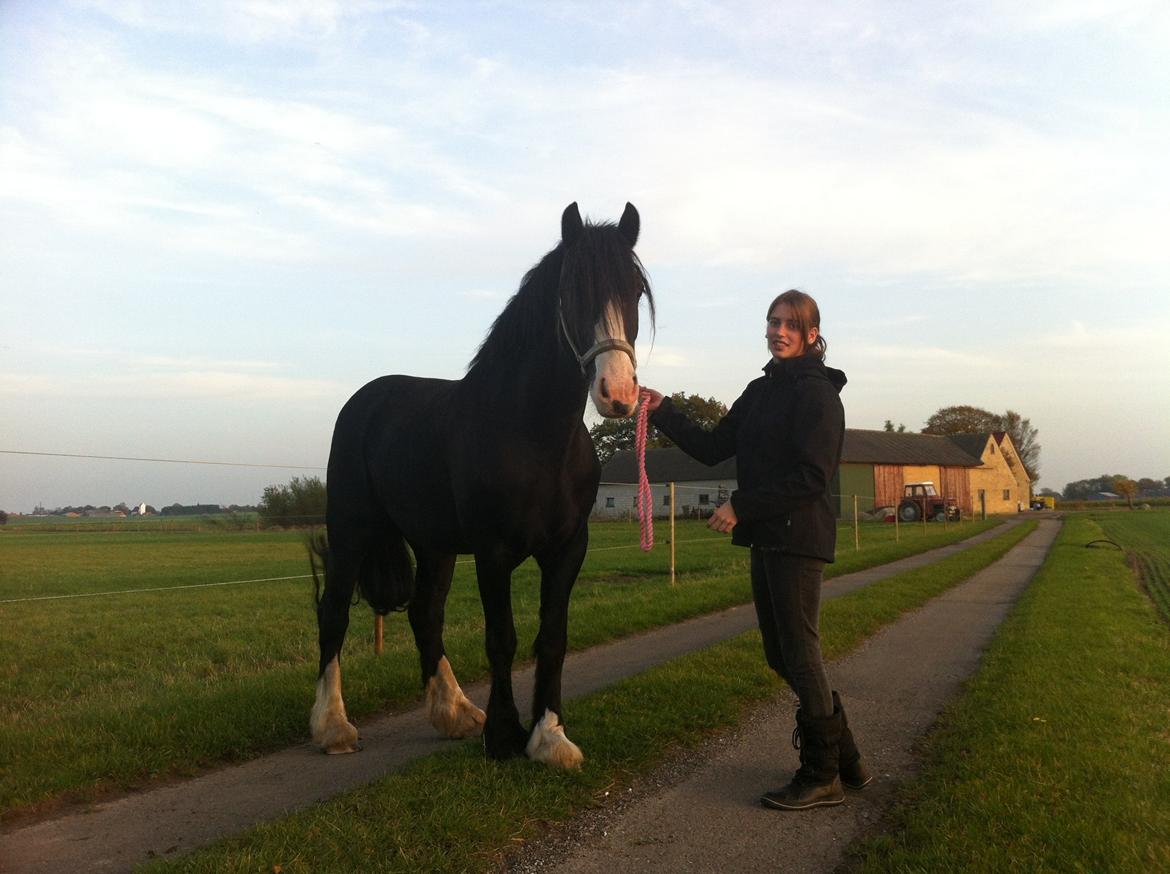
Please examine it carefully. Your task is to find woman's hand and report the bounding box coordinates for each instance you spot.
[640,387,665,412]
[707,500,738,534]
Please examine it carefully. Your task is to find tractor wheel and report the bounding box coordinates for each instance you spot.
[898,501,921,523]
[933,509,947,522]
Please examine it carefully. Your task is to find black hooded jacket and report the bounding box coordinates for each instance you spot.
[649,355,847,562]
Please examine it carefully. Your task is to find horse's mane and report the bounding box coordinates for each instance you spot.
[467,221,654,375]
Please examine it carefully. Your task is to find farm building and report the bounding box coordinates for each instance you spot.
[946,431,1035,514]
[596,429,1032,520]
[596,447,736,519]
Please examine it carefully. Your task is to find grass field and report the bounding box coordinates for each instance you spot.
[136,519,1039,872]
[849,510,1170,872]
[143,512,1170,873]
[1095,510,1170,622]
[0,515,998,817]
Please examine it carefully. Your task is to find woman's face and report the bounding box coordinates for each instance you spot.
[766,302,818,360]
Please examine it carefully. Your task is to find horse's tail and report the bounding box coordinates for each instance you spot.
[357,525,415,615]
[308,531,330,609]
[307,525,414,615]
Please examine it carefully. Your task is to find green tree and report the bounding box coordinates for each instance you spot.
[883,419,907,433]
[998,410,1041,479]
[922,405,1002,435]
[1112,475,1139,509]
[1063,474,1121,500]
[922,405,1041,479]
[0,510,8,525]
[589,393,728,466]
[259,475,327,528]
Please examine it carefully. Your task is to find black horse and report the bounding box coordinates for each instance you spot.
[310,202,652,767]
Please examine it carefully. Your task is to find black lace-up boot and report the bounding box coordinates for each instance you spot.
[760,708,845,811]
[834,691,872,790]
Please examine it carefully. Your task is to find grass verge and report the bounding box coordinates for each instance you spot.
[140,521,1038,872]
[848,512,1170,872]
[0,518,1002,816]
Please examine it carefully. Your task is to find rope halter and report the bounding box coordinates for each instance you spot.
[557,301,637,375]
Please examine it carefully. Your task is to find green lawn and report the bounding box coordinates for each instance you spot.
[850,511,1170,872]
[137,519,1037,872]
[0,516,1000,817]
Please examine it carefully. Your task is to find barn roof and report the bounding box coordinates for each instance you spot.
[842,429,984,466]
[601,446,737,484]
[946,432,993,459]
[602,429,984,484]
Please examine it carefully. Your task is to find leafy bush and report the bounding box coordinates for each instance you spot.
[258,476,326,528]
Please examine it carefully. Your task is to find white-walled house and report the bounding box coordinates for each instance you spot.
[594,447,737,519]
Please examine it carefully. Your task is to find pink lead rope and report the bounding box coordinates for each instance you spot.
[635,388,654,551]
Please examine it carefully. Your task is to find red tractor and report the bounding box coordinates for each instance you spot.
[898,482,960,522]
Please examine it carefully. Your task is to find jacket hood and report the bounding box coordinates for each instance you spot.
[763,355,847,393]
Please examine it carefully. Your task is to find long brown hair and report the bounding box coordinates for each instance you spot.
[767,289,827,360]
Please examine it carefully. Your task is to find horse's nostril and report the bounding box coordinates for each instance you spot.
[599,377,610,400]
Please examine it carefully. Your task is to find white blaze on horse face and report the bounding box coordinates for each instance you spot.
[590,301,639,418]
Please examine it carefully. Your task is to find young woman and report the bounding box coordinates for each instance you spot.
[642,289,870,810]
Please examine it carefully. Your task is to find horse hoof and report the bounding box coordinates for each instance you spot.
[483,720,530,760]
[526,709,584,770]
[315,719,361,754]
[426,657,486,739]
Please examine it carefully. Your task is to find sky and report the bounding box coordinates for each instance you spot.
[2,0,1168,512]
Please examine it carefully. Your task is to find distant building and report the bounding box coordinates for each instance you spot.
[597,429,1033,519]
[596,447,736,519]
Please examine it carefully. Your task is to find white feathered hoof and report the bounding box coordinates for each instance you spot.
[426,656,486,739]
[525,709,584,769]
[310,658,361,754]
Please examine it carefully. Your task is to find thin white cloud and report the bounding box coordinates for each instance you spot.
[0,369,345,401]
[850,345,997,369]
[76,0,408,43]
[138,356,282,371]
[638,346,689,368]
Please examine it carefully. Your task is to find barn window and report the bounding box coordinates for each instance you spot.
[662,494,670,506]
[605,497,615,508]
[699,493,710,505]
[1003,489,1011,501]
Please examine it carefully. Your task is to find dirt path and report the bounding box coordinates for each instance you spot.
[508,517,1062,873]
[0,518,1040,874]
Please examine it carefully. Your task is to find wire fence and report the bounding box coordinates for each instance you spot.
[3,449,986,605]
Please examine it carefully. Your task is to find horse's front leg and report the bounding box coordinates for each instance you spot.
[409,548,485,739]
[527,520,589,769]
[475,552,528,759]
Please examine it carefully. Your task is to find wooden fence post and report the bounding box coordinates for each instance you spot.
[374,614,384,655]
[853,494,860,551]
[670,481,677,587]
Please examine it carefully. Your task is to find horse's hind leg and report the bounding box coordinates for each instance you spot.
[310,531,365,754]
[526,519,589,769]
[408,548,485,738]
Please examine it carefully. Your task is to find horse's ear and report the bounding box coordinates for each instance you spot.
[618,202,639,247]
[561,202,584,245]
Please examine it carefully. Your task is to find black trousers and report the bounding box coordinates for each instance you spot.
[750,548,834,717]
